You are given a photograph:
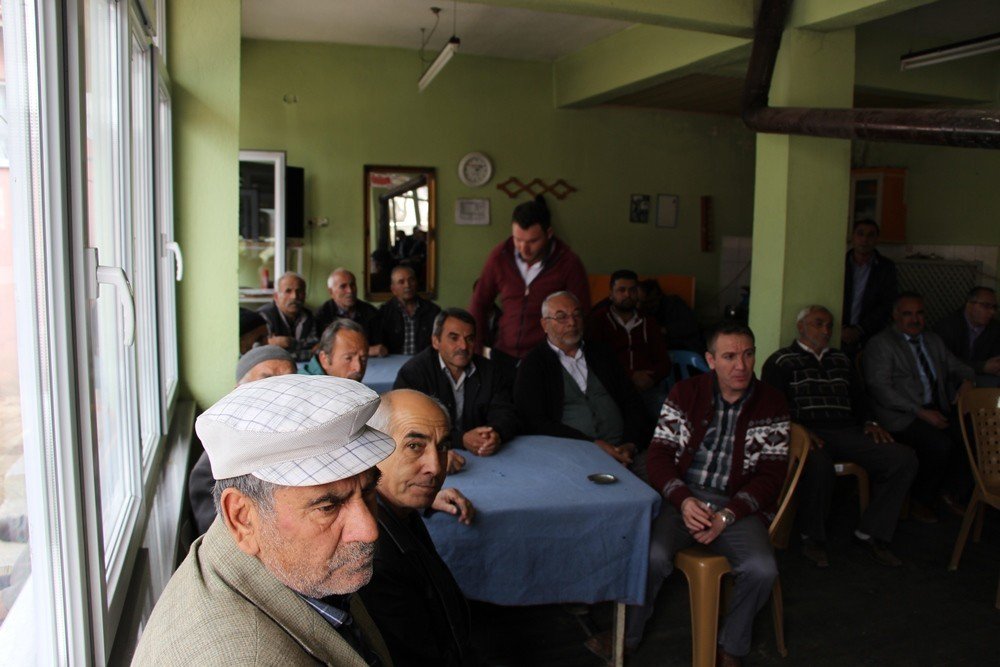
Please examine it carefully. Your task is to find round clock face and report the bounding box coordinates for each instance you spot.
[458,152,493,187]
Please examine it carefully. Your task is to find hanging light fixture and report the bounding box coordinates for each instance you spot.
[418,4,460,92]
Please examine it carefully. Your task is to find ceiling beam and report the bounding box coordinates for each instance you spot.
[553,24,750,108]
[460,0,755,38]
[789,0,939,31]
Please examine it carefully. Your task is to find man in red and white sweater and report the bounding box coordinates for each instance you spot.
[626,324,789,667]
[469,195,589,359]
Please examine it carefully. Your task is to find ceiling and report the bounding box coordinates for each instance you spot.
[242,0,1000,115]
[241,0,633,63]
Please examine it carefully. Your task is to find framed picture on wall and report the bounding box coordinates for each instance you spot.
[629,194,651,223]
[657,194,679,228]
[455,198,490,226]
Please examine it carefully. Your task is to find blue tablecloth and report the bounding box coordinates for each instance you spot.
[363,355,411,393]
[424,435,661,606]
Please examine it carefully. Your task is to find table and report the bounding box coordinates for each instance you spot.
[424,435,661,665]
[362,354,411,393]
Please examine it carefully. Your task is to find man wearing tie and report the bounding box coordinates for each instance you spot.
[864,292,975,522]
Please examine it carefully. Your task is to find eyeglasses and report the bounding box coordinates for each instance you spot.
[970,300,998,310]
[544,311,584,324]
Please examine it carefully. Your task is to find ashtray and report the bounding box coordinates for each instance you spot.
[587,473,618,485]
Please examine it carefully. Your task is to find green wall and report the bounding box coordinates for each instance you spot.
[171,0,241,407]
[239,39,757,315]
[855,141,1000,256]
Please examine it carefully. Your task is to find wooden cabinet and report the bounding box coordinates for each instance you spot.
[849,167,906,242]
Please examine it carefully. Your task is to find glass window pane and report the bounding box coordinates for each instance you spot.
[84,0,140,561]
[156,78,178,412]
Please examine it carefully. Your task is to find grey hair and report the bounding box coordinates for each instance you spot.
[432,308,476,339]
[368,389,452,437]
[326,267,354,290]
[795,305,833,325]
[541,290,578,319]
[390,264,416,281]
[277,271,306,291]
[317,318,367,355]
[212,473,278,518]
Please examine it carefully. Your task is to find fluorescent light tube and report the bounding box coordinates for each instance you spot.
[419,36,460,92]
[900,32,1000,71]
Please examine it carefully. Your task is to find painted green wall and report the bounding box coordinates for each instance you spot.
[239,39,757,316]
[855,141,1000,254]
[170,0,241,407]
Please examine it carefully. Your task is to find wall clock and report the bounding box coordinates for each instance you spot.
[458,152,493,187]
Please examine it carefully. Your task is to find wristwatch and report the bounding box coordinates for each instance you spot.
[719,509,736,527]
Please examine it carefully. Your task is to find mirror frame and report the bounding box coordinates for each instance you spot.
[363,165,437,301]
[238,149,286,295]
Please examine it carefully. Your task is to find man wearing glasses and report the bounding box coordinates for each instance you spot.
[935,286,1000,387]
[514,291,649,465]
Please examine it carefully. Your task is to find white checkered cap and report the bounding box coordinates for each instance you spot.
[195,374,396,485]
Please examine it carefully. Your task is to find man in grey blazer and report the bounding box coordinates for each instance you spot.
[134,375,397,666]
[864,292,975,522]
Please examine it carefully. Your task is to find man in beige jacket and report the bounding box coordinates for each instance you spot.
[133,375,397,666]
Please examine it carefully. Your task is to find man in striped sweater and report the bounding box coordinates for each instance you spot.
[762,305,917,567]
[626,324,788,666]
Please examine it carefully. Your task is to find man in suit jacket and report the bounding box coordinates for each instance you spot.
[360,390,478,667]
[375,265,440,355]
[864,292,975,521]
[135,376,395,666]
[934,286,1000,387]
[514,291,650,467]
[842,219,898,354]
[315,268,386,357]
[257,271,319,362]
[394,308,518,456]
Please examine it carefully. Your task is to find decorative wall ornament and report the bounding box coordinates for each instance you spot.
[496,177,578,200]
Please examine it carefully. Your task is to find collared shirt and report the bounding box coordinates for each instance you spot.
[514,253,544,287]
[796,339,829,362]
[400,300,420,355]
[904,332,936,404]
[298,593,382,666]
[439,354,476,432]
[611,308,643,334]
[548,340,588,392]
[684,383,752,493]
[965,312,985,354]
[849,257,872,326]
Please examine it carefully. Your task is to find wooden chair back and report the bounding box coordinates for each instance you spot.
[769,424,810,541]
[958,388,1000,491]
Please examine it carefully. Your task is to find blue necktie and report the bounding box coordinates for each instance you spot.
[908,336,937,405]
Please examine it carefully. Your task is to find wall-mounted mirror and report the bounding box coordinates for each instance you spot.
[364,165,436,300]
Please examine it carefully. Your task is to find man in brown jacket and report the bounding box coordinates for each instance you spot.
[133,375,396,666]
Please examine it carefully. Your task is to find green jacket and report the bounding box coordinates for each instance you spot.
[132,519,392,666]
[300,355,326,376]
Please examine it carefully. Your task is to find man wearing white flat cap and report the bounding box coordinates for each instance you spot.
[133,375,396,666]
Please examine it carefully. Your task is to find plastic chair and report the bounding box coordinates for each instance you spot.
[673,424,810,666]
[834,462,870,515]
[947,388,1000,608]
[665,350,710,392]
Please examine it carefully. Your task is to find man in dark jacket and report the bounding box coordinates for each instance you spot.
[394,308,518,455]
[361,389,478,667]
[515,291,649,466]
[841,219,898,353]
[934,286,1000,387]
[375,265,440,355]
[314,267,385,356]
[257,271,318,362]
[469,195,589,359]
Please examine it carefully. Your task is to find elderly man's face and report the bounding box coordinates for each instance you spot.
[254,469,380,597]
[275,275,306,318]
[241,358,297,385]
[329,271,357,311]
[433,316,475,374]
[378,392,449,512]
[542,294,584,352]
[797,309,833,353]
[390,268,417,302]
[319,329,368,381]
[893,297,926,337]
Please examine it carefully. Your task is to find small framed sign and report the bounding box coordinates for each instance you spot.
[629,194,651,223]
[455,198,490,226]
[657,194,679,228]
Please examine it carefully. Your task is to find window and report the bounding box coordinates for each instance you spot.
[0,0,180,661]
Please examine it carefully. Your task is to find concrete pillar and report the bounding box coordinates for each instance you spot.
[748,27,855,357]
